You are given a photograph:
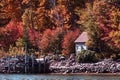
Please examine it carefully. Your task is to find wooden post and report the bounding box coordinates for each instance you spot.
[8,57,10,73]
[25,43,27,73]
[31,53,34,73]
[44,55,46,73]
[38,60,41,73]
[38,49,41,73]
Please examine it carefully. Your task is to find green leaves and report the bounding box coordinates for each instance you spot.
[76,50,96,63]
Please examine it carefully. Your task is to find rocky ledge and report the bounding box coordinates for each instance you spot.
[0,54,120,74]
[49,58,120,73]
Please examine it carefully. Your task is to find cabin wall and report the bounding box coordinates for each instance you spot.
[75,42,87,54]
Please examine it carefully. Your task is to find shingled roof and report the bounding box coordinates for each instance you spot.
[75,32,89,43]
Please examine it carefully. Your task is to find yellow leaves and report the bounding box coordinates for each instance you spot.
[64,24,70,29]
[58,0,64,3]
[109,8,120,47]
[22,0,29,4]
[119,24,120,30]
[0,0,22,21]
[22,8,35,28]
[0,0,7,7]
[86,40,93,48]
[109,31,114,37]
[109,30,120,48]
[111,8,120,25]
[22,9,29,26]
[114,40,119,44]
[8,45,25,56]
[16,37,24,47]
[0,48,7,58]
[80,10,87,20]
[109,31,120,37]
[39,0,46,6]
[118,11,120,16]
[111,24,116,28]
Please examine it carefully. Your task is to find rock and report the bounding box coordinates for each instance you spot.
[49,58,120,73]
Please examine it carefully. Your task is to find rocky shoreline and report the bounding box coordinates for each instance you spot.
[0,55,120,74]
[49,56,120,74]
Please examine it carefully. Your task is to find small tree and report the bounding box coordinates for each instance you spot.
[76,50,96,63]
[39,27,64,54]
[0,20,23,50]
[62,28,80,55]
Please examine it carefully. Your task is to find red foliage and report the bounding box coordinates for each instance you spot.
[0,20,23,49]
[39,29,53,50]
[39,27,64,53]
[28,29,41,47]
[62,28,80,55]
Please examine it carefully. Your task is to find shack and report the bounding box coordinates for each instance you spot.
[74,32,89,53]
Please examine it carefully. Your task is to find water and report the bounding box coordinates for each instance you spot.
[0,74,120,80]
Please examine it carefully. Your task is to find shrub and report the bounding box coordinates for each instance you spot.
[110,53,120,61]
[76,50,96,63]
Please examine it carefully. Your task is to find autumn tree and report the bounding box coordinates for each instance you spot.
[39,27,64,54]
[22,8,41,52]
[28,29,41,48]
[49,0,88,30]
[49,0,70,29]
[0,0,23,21]
[62,29,80,55]
[0,20,23,50]
[78,0,120,54]
[35,0,53,32]
[91,0,120,53]
[0,0,40,27]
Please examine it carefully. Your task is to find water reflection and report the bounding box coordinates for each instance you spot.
[0,74,119,80]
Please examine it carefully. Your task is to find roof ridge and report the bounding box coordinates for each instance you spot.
[75,31,88,43]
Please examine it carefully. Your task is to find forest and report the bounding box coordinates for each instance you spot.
[0,0,120,61]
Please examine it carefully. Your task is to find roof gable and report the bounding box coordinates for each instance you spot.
[75,32,89,43]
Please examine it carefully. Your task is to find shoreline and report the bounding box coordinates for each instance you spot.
[0,73,120,76]
[0,55,120,74]
[50,59,120,74]
[47,73,120,76]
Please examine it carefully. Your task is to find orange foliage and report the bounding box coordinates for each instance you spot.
[62,29,80,55]
[50,3,70,29]
[39,27,64,54]
[29,29,41,47]
[0,0,22,21]
[92,0,120,51]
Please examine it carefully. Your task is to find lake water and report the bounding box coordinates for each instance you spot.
[0,74,120,80]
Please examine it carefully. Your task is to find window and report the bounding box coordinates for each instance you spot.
[76,44,87,52]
